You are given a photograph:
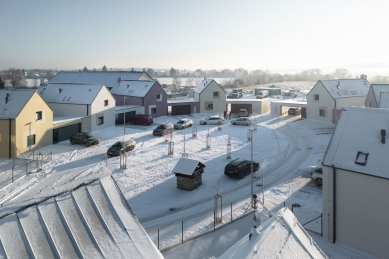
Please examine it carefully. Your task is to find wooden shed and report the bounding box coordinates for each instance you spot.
[172,158,205,191]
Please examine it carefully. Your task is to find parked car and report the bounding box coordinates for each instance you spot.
[231,117,252,126]
[153,123,174,136]
[227,93,243,99]
[238,109,249,117]
[288,107,301,116]
[310,167,323,186]
[199,116,224,125]
[174,118,193,129]
[70,133,99,147]
[129,114,153,125]
[107,139,136,156]
[224,158,259,179]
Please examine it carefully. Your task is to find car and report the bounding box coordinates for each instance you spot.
[199,116,224,125]
[231,117,252,126]
[70,133,100,147]
[174,118,193,129]
[129,114,153,125]
[227,93,243,99]
[288,107,301,116]
[238,109,249,117]
[153,123,174,136]
[224,158,259,179]
[107,139,136,156]
[310,168,323,186]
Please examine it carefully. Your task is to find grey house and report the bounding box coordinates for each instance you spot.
[365,84,389,108]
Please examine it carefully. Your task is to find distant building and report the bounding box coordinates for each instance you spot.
[365,84,389,108]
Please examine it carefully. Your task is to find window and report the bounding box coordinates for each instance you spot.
[319,109,325,117]
[151,107,157,114]
[213,91,220,98]
[205,102,213,110]
[104,100,108,106]
[98,116,104,125]
[62,96,67,101]
[314,94,319,101]
[67,97,71,101]
[27,134,35,147]
[355,151,369,166]
[40,88,46,94]
[156,94,162,101]
[36,111,42,121]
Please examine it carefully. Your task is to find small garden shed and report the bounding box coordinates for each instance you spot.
[172,158,205,191]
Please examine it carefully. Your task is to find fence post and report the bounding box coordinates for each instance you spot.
[12,167,14,183]
[182,221,184,243]
[26,163,28,175]
[158,229,160,249]
[214,210,216,230]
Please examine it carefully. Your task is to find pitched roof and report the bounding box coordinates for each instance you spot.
[0,89,36,119]
[371,84,389,108]
[172,157,205,176]
[109,80,156,97]
[323,107,389,179]
[194,78,226,94]
[219,208,326,259]
[316,79,370,99]
[49,71,153,87]
[38,83,104,105]
[0,176,163,259]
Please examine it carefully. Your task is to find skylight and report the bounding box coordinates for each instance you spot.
[67,97,71,101]
[355,151,369,166]
[62,96,67,101]
[40,88,46,94]
[336,92,341,96]
[0,109,6,115]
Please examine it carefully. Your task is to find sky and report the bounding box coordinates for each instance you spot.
[1,0,389,73]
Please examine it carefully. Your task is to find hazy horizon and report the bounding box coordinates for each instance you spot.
[1,1,389,75]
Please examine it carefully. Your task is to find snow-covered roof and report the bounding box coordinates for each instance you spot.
[323,107,389,179]
[0,176,163,259]
[220,208,327,259]
[371,84,389,108]
[0,89,36,119]
[317,79,370,99]
[172,157,204,176]
[194,78,226,94]
[49,71,153,87]
[53,115,87,125]
[38,83,104,105]
[110,80,156,97]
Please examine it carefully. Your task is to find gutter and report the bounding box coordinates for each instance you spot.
[332,166,336,243]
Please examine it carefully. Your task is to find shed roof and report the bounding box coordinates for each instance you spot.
[38,83,104,105]
[316,79,369,99]
[49,71,153,87]
[110,80,156,97]
[371,84,389,108]
[323,106,389,179]
[0,89,36,119]
[172,157,205,176]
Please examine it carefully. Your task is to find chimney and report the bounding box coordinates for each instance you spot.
[360,74,367,81]
[59,88,62,94]
[381,129,386,144]
[337,82,340,89]
[5,93,9,104]
[118,77,122,83]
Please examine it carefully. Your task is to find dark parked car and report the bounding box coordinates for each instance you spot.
[107,139,136,156]
[310,168,323,186]
[224,158,259,179]
[70,133,99,147]
[288,107,301,116]
[129,114,153,125]
[153,123,174,136]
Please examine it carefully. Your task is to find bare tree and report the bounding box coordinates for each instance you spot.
[7,68,23,88]
[186,77,194,87]
[32,78,40,88]
[333,68,352,79]
[173,75,181,90]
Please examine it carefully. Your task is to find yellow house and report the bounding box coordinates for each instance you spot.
[0,89,53,158]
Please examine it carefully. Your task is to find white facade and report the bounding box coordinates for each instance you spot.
[306,81,335,123]
[194,79,227,113]
[90,86,116,131]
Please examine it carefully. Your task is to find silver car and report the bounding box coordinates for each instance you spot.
[231,117,252,126]
[310,168,322,186]
[238,109,249,117]
[199,116,224,125]
[174,118,193,129]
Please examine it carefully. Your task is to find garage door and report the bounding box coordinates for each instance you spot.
[53,123,81,144]
[231,104,252,114]
[172,105,191,115]
[116,111,136,125]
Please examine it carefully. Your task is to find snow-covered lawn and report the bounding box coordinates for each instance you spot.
[0,112,333,254]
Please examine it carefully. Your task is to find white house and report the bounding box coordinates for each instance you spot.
[194,79,227,113]
[38,83,116,132]
[306,75,370,124]
[364,84,389,108]
[322,106,389,259]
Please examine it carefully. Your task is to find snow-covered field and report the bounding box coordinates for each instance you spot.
[0,111,333,256]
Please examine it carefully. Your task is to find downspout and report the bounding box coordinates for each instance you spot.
[8,118,11,159]
[332,166,337,243]
[87,104,89,116]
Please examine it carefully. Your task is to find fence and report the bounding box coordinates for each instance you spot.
[0,151,52,190]
[148,199,322,251]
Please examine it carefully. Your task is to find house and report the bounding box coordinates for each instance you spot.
[306,75,370,124]
[110,79,168,118]
[194,79,227,113]
[365,84,389,108]
[322,106,389,259]
[172,158,205,191]
[0,176,164,258]
[38,83,116,143]
[0,89,53,158]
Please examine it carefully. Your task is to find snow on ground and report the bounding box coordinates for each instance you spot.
[0,111,335,257]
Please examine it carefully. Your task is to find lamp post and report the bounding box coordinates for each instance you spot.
[123,96,127,142]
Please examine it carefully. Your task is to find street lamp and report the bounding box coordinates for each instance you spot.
[123,96,127,141]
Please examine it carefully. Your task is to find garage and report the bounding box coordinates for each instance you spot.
[53,123,81,144]
[171,105,191,115]
[116,111,136,125]
[270,100,307,116]
[230,103,252,114]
